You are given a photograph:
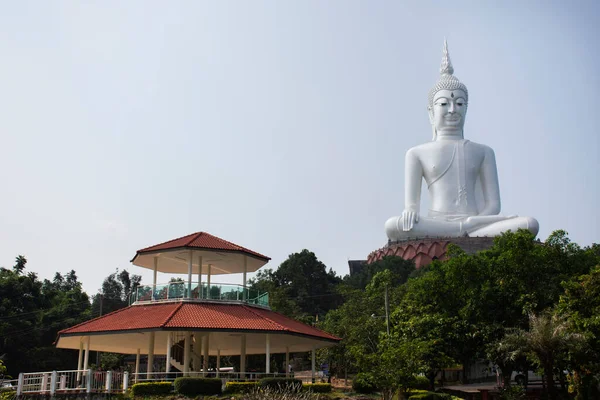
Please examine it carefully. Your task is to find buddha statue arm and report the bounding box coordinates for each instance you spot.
[478,147,502,216]
[402,148,423,230]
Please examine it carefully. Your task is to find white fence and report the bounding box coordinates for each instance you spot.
[17,369,320,395]
[17,370,129,396]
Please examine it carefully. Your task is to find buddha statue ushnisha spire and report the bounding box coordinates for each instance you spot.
[440,39,454,76]
[428,40,468,110]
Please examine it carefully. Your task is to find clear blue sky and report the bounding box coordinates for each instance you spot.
[1,1,598,294]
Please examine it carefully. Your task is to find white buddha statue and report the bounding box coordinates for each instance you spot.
[385,41,539,241]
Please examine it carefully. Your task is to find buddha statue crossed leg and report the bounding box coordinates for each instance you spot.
[385,41,539,241]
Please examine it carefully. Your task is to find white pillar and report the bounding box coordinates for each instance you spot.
[166,332,172,373]
[83,336,90,371]
[286,347,290,378]
[77,339,84,381]
[265,334,271,374]
[123,372,129,393]
[197,256,203,299]
[216,349,221,378]
[207,264,212,299]
[183,332,191,376]
[193,334,202,372]
[135,349,140,383]
[50,371,57,395]
[203,333,210,376]
[152,257,158,299]
[311,346,316,383]
[86,370,92,393]
[147,332,155,378]
[187,250,193,298]
[240,334,246,379]
[42,373,49,392]
[242,256,247,301]
[106,370,112,392]
[17,373,24,396]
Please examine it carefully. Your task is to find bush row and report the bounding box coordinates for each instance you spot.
[130,381,172,396]
[131,377,332,396]
[352,373,434,394]
[224,380,332,394]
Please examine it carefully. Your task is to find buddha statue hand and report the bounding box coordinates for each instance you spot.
[401,209,419,231]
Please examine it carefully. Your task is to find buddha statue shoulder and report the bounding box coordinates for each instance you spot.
[385,41,539,241]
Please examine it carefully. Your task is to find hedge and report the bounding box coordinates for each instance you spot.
[411,375,431,390]
[303,383,332,393]
[408,391,451,400]
[131,382,172,396]
[259,377,303,392]
[173,377,222,396]
[225,381,259,393]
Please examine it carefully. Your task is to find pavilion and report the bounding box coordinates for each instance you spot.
[55,232,340,382]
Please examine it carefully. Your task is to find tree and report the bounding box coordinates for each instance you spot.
[559,265,600,399]
[91,269,141,316]
[249,250,341,321]
[486,330,529,387]
[369,334,428,400]
[523,311,583,400]
[0,257,91,374]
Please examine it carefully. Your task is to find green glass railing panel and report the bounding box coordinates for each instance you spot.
[133,282,268,307]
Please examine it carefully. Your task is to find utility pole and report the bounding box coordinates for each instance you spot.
[384,285,390,337]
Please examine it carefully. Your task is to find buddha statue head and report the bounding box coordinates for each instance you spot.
[428,40,469,140]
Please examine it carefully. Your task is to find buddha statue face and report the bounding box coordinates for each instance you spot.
[429,89,467,136]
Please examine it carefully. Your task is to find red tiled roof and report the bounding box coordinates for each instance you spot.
[134,232,270,261]
[58,302,339,342]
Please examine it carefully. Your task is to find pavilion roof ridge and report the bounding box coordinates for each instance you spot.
[252,306,342,341]
[54,303,141,344]
[241,303,289,332]
[162,301,184,327]
[132,231,270,262]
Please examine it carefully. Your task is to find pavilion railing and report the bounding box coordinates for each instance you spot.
[17,370,129,395]
[132,282,269,307]
[17,369,319,395]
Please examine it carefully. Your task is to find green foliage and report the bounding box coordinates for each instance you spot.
[302,383,332,393]
[225,381,259,393]
[0,257,92,374]
[173,377,222,396]
[498,385,526,400]
[241,387,314,400]
[0,391,15,400]
[91,269,141,315]
[130,381,172,396]
[352,372,377,393]
[408,392,451,400]
[411,375,431,390]
[248,249,342,320]
[258,377,303,392]
[345,256,416,290]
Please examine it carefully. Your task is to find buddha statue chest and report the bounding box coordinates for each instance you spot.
[417,139,487,216]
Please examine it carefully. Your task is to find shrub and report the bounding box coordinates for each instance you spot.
[243,387,314,400]
[303,383,332,393]
[259,377,303,392]
[412,375,431,390]
[130,381,172,396]
[352,372,377,394]
[408,391,451,400]
[225,381,259,393]
[173,377,222,396]
[499,385,526,400]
